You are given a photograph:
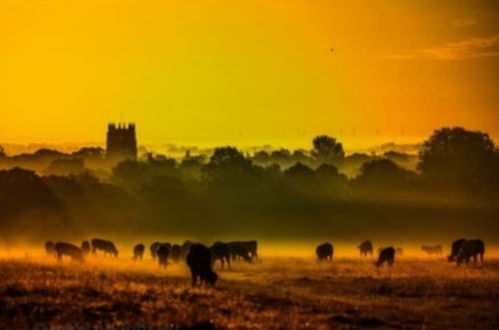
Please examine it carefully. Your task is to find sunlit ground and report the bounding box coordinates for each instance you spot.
[0,244,498,329]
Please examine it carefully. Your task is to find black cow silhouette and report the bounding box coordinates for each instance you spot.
[210,241,231,270]
[456,239,485,266]
[448,238,466,262]
[81,241,91,256]
[375,247,395,268]
[421,244,443,256]
[157,244,169,268]
[228,241,258,261]
[358,240,373,256]
[45,241,55,256]
[187,243,218,287]
[227,241,252,262]
[133,243,145,260]
[150,242,160,259]
[91,238,119,257]
[54,242,84,263]
[316,242,333,262]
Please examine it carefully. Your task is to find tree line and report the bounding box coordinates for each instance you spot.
[1,127,498,244]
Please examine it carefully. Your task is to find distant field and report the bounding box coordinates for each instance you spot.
[0,256,498,329]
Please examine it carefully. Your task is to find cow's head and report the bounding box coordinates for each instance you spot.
[206,271,218,286]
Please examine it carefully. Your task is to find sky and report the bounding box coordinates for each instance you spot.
[2,0,499,149]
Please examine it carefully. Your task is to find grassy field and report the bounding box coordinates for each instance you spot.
[0,254,498,329]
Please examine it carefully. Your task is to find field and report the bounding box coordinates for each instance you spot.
[0,252,498,329]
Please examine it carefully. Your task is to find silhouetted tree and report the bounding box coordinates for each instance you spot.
[202,147,253,184]
[418,127,498,192]
[353,159,418,193]
[315,164,348,198]
[312,135,344,165]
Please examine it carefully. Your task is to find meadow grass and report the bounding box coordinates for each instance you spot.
[0,255,498,329]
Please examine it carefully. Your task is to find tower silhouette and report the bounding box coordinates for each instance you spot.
[106,123,137,162]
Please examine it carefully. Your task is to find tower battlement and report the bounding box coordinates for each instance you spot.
[106,122,137,162]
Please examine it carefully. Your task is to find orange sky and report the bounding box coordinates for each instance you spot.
[2,0,499,148]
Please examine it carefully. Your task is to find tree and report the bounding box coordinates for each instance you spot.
[353,158,418,193]
[418,127,497,191]
[201,146,256,186]
[312,135,344,165]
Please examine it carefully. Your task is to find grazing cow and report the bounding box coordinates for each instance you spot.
[358,240,373,257]
[210,242,231,270]
[156,244,169,268]
[375,247,395,268]
[448,238,466,262]
[396,247,404,256]
[91,238,119,257]
[150,242,160,259]
[316,242,333,262]
[231,241,257,260]
[170,244,182,263]
[227,241,252,262]
[456,239,485,266]
[421,244,443,256]
[45,241,55,256]
[54,242,84,263]
[81,241,91,256]
[133,243,145,260]
[187,243,218,287]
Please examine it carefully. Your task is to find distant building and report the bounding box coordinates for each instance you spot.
[106,123,137,162]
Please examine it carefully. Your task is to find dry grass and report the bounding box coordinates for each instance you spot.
[0,255,498,329]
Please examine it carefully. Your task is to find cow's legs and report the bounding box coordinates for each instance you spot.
[227,256,231,270]
[480,253,484,266]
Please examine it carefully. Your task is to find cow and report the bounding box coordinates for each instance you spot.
[45,241,55,256]
[316,242,333,262]
[186,243,218,287]
[227,240,258,261]
[421,244,443,256]
[375,247,395,268]
[133,243,145,260]
[170,244,182,263]
[156,244,169,268]
[150,242,160,259]
[448,238,466,262]
[81,241,91,256]
[91,238,119,257]
[358,240,373,257]
[227,241,252,262]
[210,241,231,270]
[54,242,85,263]
[396,247,404,256]
[456,239,485,266]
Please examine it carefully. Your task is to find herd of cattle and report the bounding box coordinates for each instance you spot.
[44,239,258,287]
[43,237,485,287]
[316,238,485,268]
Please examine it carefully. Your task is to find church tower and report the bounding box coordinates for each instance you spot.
[106,123,137,162]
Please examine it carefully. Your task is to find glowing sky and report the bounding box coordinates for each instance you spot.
[2,0,499,147]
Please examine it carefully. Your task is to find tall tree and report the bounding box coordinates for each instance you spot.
[418,127,497,192]
[312,135,345,165]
